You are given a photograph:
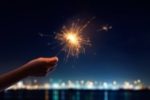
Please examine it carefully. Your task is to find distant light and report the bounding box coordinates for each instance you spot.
[44,83,50,89]
[137,79,141,83]
[26,85,32,90]
[52,83,59,89]
[33,80,37,83]
[113,81,117,85]
[80,80,84,85]
[103,82,108,89]
[61,82,66,88]
[86,81,94,89]
[17,81,24,88]
[94,81,98,85]
[67,80,75,88]
[134,86,142,90]
[134,81,137,84]
[123,82,133,89]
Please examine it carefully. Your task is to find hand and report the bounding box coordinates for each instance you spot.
[0,57,58,91]
[22,57,58,77]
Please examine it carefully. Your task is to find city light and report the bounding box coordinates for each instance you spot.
[6,79,148,91]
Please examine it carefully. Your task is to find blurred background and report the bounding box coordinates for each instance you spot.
[0,0,150,100]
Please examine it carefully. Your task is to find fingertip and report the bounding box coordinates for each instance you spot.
[53,56,59,62]
[39,56,59,64]
[48,56,58,64]
[51,56,58,62]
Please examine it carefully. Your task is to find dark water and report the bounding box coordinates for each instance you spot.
[0,89,150,100]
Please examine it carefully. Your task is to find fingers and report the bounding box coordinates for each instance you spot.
[44,57,58,68]
[47,66,56,72]
[39,57,58,64]
[45,57,58,63]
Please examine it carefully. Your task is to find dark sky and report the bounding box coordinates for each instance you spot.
[0,1,150,85]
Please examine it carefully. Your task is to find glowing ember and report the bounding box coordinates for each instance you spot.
[65,33,79,45]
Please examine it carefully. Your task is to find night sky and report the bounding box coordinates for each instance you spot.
[0,1,150,85]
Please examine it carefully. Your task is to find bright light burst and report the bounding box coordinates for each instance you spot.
[55,18,94,58]
[65,33,79,45]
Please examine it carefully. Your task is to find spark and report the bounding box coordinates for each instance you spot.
[99,24,112,31]
[55,18,94,58]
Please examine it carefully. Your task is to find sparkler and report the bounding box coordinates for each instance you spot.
[55,18,94,58]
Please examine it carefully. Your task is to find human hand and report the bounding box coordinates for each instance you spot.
[22,57,58,77]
